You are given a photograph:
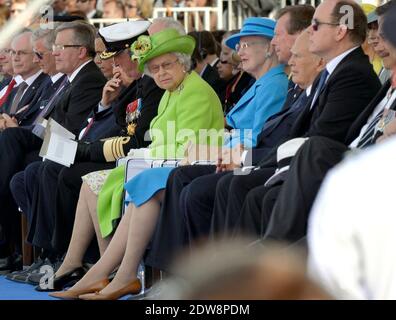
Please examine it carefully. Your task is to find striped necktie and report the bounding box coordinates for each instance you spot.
[356,110,385,148]
[310,70,329,109]
[9,81,28,114]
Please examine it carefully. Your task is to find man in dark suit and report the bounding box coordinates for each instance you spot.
[249,0,396,244]
[204,1,380,241]
[189,31,226,99]
[1,30,48,115]
[0,21,106,273]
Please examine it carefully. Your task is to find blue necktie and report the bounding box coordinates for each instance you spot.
[310,69,329,109]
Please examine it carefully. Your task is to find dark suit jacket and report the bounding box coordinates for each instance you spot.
[201,63,227,100]
[17,75,67,127]
[0,76,11,91]
[257,46,382,168]
[89,75,165,162]
[3,72,49,115]
[50,61,107,136]
[248,89,307,165]
[92,10,103,18]
[80,106,120,142]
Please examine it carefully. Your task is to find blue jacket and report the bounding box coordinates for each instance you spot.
[224,64,288,148]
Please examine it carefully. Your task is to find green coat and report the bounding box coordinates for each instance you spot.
[97,71,224,237]
[149,71,224,158]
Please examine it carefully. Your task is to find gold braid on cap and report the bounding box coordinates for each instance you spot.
[100,51,116,60]
[103,136,131,162]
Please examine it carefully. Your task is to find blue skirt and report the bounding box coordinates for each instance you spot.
[124,167,175,207]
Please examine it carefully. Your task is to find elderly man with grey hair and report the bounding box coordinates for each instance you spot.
[0,26,66,130]
[0,21,106,274]
[1,30,48,115]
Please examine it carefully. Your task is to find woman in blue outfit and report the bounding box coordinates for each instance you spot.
[52,17,288,300]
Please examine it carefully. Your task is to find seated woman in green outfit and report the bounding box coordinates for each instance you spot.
[49,28,224,299]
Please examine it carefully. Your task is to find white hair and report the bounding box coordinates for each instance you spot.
[151,17,186,35]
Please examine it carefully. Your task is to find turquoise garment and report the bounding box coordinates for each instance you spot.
[225,64,288,148]
[124,167,174,207]
[124,65,289,209]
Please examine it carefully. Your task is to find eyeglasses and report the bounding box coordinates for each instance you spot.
[235,41,264,52]
[10,9,24,14]
[148,59,179,74]
[10,50,34,56]
[52,44,83,51]
[311,18,339,32]
[0,48,12,55]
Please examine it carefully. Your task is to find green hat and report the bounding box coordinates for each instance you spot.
[131,28,196,72]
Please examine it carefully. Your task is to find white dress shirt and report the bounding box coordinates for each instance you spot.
[308,136,396,299]
[68,59,92,83]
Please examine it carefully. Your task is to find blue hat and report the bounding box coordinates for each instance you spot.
[383,4,396,48]
[367,11,378,24]
[225,17,276,50]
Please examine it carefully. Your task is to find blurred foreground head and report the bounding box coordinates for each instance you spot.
[160,238,332,300]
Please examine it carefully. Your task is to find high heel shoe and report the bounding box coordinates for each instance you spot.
[35,267,86,292]
[79,278,142,300]
[49,278,110,300]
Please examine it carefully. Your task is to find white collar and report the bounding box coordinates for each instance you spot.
[210,57,219,67]
[51,73,64,83]
[326,46,359,76]
[306,85,313,97]
[68,60,92,83]
[87,9,97,18]
[14,75,23,85]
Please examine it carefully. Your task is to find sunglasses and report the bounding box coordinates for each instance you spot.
[34,50,52,60]
[311,18,339,32]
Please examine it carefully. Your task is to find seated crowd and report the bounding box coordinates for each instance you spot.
[0,0,395,300]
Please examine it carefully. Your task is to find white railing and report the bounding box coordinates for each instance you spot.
[152,6,221,31]
[91,1,259,31]
[89,18,130,28]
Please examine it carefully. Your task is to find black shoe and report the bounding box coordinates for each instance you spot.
[6,257,46,283]
[27,258,62,285]
[35,266,85,292]
[0,255,22,275]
